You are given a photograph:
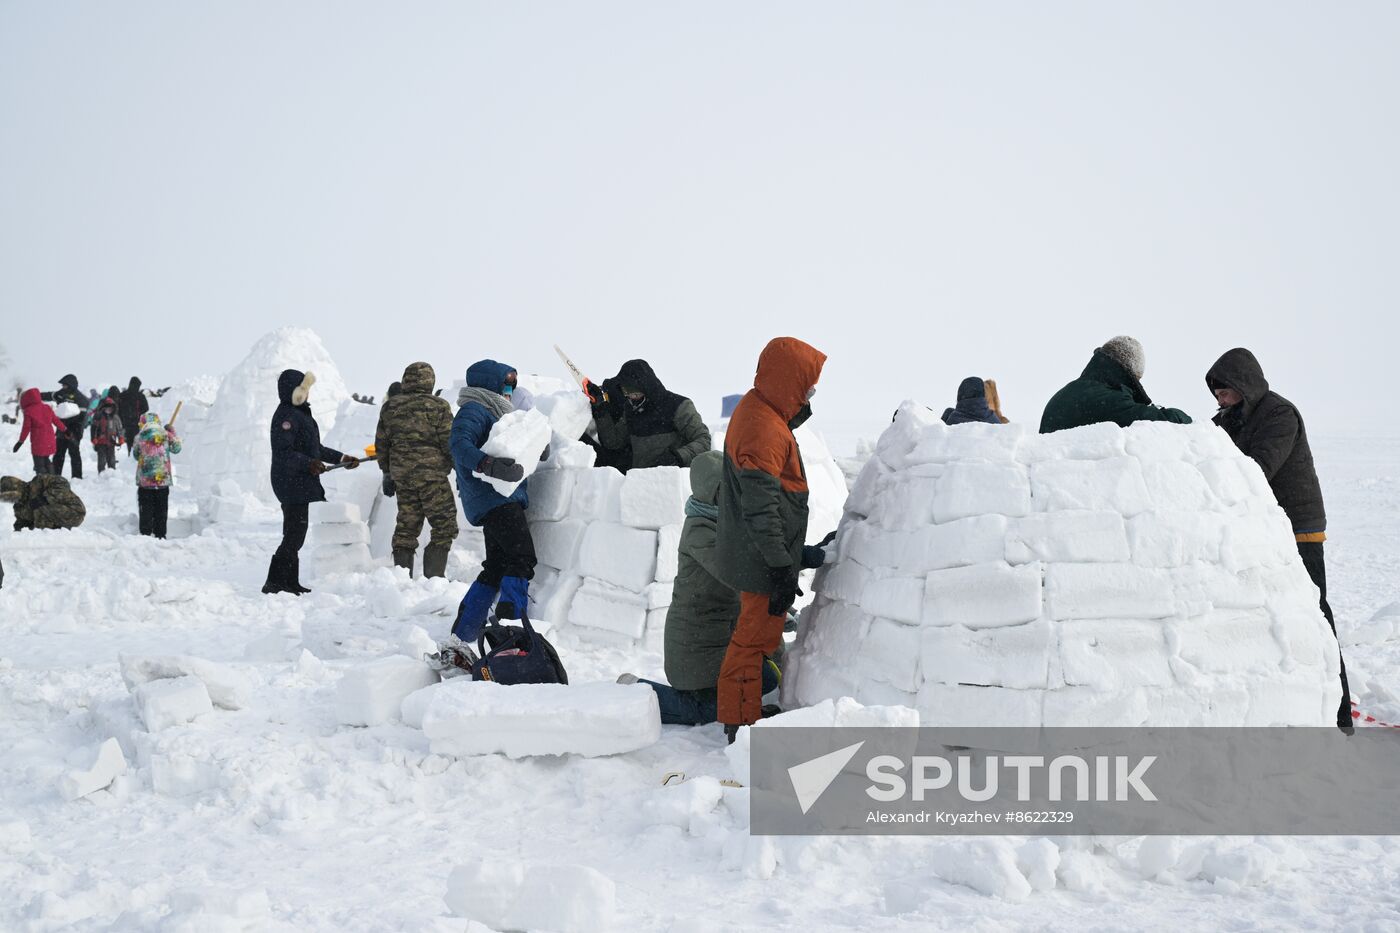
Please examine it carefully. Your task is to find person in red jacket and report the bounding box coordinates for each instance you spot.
[13,388,67,475]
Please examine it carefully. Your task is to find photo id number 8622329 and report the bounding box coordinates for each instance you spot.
[1005,811,1075,824]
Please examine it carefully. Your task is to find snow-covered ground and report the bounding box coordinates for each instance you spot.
[2,429,1400,931]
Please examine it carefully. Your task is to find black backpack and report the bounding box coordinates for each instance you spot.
[470,613,568,685]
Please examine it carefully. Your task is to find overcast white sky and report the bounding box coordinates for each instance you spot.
[2,2,1396,453]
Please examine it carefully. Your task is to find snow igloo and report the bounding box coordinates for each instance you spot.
[782,405,1344,727]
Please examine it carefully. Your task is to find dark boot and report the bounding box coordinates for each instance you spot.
[393,548,415,576]
[290,555,310,595]
[452,581,498,641]
[495,575,530,620]
[421,546,449,580]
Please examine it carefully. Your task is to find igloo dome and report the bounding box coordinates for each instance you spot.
[783,405,1343,727]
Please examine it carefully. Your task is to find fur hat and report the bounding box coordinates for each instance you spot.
[292,372,316,407]
[1099,336,1145,380]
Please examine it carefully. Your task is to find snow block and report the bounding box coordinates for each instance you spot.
[867,473,941,531]
[844,456,891,519]
[1128,511,1225,568]
[533,519,588,572]
[1174,611,1284,674]
[577,523,658,593]
[1058,619,1174,689]
[849,617,922,692]
[446,860,615,933]
[924,562,1042,628]
[857,575,925,626]
[646,582,673,610]
[1004,511,1129,565]
[655,523,682,583]
[920,619,1052,689]
[311,521,371,546]
[527,468,575,522]
[480,409,552,496]
[58,738,127,801]
[930,462,1031,523]
[568,579,650,640]
[133,676,213,733]
[337,655,440,727]
[899,514,1008,574]
[1141,460,1217,512]
[1019,421,1126,463]
[815,557,872,605]
[401,681,446,729]
[572,467,625,523]
[309,501,361,524]
[422,681,660,758]
[535,573,584,625]
[119,654,253,710]
[620,467,688,529]
[1030,457,1152,516]
[1044,563,1175,620]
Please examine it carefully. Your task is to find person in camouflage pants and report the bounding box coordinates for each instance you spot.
[1,474,87,531]
[375,362,458,577]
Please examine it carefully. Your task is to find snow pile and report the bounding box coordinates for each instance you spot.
[309,502,372,580]
[58,739,127,801]
[784,409,1344,727]
[188,328,350,509]
[445,859,615,932]
[336,654,438,726]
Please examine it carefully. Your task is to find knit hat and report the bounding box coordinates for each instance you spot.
[1099,336,1145,380]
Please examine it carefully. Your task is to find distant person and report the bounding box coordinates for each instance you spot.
[263,370,360,595]
[41,374,88,479]
[375,362,457,578]
[133,412,182,538]
[90,387,124,474]
[1040,336,1191,433]
[1,473,86,531]
[942,376,1004,425]
[715,337,826,741]
[13,388,66,475]
[984,379,1009,423]
[1206,347,1352,731]
[118,378,149,458]
[587,359,711,473]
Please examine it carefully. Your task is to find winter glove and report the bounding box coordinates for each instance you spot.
[584,380,605,405]
[382,478,396,497]
[341,455,360,470]
[800,546,825,570]
[308,460,327,476]
[477,455,524,483]
[539,444,551,462]
[10,441,19,453]
[767,565,803,617]
[598,378,626,419]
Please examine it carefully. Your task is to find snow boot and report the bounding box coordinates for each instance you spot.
[452,581,498,642]
[392,548,415,576]
[421,545,449,580]
[495,575,530,620]
[290,555,311,595]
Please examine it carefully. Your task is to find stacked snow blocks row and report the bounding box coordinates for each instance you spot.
[528,466,687,645]
[309,502,372,579]
[784,408,1343,727]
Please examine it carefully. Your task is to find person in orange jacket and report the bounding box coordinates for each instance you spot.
[714,337,827,740]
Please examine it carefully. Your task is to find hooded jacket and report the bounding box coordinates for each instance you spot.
[117,378,149,438]
[375,362,454,485]
[1207,348,1325,533]
[716,337,826,594]
[450,360,528,526]
[134,412,182,488]
[942,377,1002,426]
[594,359,712,472]
[664,450,743,691]
[269,369,344,505]
[41,375,88,435]
[90,394,124,447]
[1040,350,1192,433]
[2,474,86,531]
[17,388,65,458]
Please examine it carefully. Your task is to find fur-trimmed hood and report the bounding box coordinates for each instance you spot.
[277,370,316,410]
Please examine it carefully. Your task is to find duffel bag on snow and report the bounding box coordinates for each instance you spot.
[471,613,568,685]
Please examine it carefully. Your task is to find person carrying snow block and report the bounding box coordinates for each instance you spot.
[375,362,458,578]
[133,412,181,538]
[586,359,711,473]
[40,374,88,479]
[449,360,543,644]
[1040,336,1192,433]
[117,377,149,458]
[1,473,86,531]
[263,370,360,595]
[90,387,124,474]
[13,388,67,475]
[942,376,1005,425]
[714,337,827,740]
[1207,347,1352,731]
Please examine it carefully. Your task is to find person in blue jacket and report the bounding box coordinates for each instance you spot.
[263,370,360,595]
[448,360,544,643]
[941,376,1004,425]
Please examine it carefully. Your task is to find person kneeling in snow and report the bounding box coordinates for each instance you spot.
[133,412,182,538]
[714,337,827,741]
[263,370,360,595]
[1039,336,1191,433]
[447,360,546,651]
[942,376,1006,425]
[1,473,86,531]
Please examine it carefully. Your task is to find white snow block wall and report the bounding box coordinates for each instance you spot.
[784,411,1344,727]
[190,328,351,508]
[309,502,372,579]
[528,463,684,646]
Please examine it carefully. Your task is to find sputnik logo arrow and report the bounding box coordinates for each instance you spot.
[788,741,865,814]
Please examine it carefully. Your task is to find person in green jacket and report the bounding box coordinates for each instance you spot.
[619,451,790,725]
[587,359,711,473]
[1039,336,1192,433]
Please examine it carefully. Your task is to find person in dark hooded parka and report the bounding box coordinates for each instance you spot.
[942,377,1004,425]
[41,374,88,478]
[118,378,149,458]
[1206,347,1351,731]
[263,370,359,595]
[587,360,711,473]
